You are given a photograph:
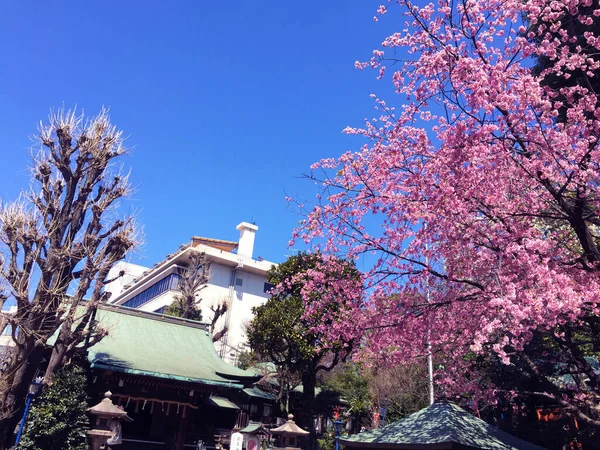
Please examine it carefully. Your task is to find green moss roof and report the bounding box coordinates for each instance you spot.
[88,305,259,387]
[340,402,546,450]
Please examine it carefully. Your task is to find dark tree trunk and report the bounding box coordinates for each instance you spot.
[300,371,317,450]
[0,345,47,450]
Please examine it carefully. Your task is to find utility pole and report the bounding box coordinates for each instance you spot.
[425,248,434,405]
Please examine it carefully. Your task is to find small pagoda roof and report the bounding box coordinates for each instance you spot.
[340,402,545,450]
[88,391,130,419]
[239,421,270,435]
[271,415,310,437]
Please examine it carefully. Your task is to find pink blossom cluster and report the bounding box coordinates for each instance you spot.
[292,0,600,406]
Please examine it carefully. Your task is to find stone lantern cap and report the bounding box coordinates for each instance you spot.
[87,391,130,419]
[270,415,310,437]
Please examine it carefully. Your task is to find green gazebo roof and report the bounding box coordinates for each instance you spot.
[86,305,260,387]
[340,402,545,450]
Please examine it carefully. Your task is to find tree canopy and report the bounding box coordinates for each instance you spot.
[293,0,600,429]
[164,249,208,322]
[249,252,360,374]
[248,252,361,443]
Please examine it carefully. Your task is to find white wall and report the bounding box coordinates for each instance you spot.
[198,263,270,363]
[115,260,271,364]
[105,261,149,300]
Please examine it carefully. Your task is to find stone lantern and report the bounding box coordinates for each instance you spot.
[87,391,131,450]
[270,414,309,450]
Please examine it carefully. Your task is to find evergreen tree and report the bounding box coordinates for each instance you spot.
[248,252,361,448]
[18,363,89,450]
[164,249,208,322]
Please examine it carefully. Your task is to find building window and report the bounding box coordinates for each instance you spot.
[122,274,181,309]
[250,404,258,414]
[263,404,272,417]
[235,277,243,286]
[263,282,274,293]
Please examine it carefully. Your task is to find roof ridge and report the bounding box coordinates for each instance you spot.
[192,236,239,246]
[98,303,210,331]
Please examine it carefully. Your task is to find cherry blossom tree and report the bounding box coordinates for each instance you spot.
[294,0,600,428]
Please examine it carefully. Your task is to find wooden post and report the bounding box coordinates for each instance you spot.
[175,405,188,450]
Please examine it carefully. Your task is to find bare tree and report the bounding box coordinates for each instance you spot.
[0,108,139,448]
[164,250,229,343]
[365,364,430,423]
[209,300,229,343]
[165,249,210,321]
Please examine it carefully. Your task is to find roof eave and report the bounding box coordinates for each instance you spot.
[91,362,245,389]
[339,440,456,449]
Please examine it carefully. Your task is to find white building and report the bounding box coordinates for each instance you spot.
[105,222,277,364]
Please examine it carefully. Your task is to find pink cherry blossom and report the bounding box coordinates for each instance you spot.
[294,0,600,426]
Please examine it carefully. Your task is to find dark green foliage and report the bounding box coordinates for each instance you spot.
[324,365,370,418]
[164,301,202,321]
[248,252,360,444]
[236,350,257,370]
[321,363,429,431]
[164,250,208,322]
[316,431,336,450]
[18,364,89,450]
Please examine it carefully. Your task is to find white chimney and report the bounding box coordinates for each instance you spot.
[236,222,258,258]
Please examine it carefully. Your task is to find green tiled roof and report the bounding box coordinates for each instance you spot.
[239,422,270,435]
[340,402,546,450]
[209,396,240,409]
[87,305,259,387]
[243,386,276,401]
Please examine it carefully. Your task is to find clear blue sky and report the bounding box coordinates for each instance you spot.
[0,0,393,267]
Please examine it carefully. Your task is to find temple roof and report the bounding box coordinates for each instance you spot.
[340,402,545,450]
[87,305,260,387]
